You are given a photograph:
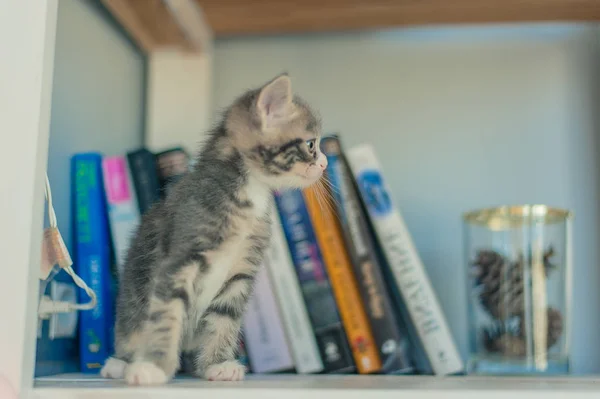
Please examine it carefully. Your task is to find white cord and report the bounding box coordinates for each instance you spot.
[39,173,97,317]
[62,266,97,311]
[44,174,58,228]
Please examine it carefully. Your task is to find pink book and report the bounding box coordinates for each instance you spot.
[102,156,141,276]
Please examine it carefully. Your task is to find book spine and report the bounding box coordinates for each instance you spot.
[274,189,355,374]
[361,198,433,374]
[303,186,382,374]
[126,149,161,214]
[242,263,295,374]
[322,135,415,374]
[265,204,324,374]
[346,143,464,375]
[102,156,141,276]
[71,153,112,373]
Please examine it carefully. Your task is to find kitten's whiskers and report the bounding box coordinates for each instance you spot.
[314,178,338,216]
[320,175,338,195]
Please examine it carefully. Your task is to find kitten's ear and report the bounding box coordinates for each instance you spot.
[257,74,293,128]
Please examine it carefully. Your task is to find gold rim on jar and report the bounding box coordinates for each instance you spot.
[463,204,572,230]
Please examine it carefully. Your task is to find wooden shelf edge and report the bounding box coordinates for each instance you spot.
[100,0,211,54]
[100,0,600,49]
[196,0,600,37]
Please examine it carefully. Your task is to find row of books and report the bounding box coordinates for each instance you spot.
[47,135,464,376]
[237,136,463,375]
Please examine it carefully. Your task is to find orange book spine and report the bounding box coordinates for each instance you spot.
[303,186,382,374]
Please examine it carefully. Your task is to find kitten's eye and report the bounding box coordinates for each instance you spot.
[306,139,316,152]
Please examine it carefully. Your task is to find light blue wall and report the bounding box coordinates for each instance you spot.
[211,24,600,375]
[46,0,145,251]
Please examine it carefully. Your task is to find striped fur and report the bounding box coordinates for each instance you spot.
[100,74,328,385]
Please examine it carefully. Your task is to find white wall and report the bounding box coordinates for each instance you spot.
[145,50,213,155]
[46,0,145,251]
[211,24,600,375]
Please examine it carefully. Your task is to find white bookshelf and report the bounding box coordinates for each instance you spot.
[2,1,600,398]
[32,374,600,399]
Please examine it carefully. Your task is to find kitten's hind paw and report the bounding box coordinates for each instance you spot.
[125,361,169,386]
[204,360,246,381]
[100,357,127,379]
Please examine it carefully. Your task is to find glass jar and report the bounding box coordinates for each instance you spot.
[463,205,572,375]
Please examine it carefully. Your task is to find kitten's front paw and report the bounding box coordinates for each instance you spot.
[125,361,169,386]
[101,357,127,379]
[204,361,246,381]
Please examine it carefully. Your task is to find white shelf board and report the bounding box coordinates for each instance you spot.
[32,374,600,399]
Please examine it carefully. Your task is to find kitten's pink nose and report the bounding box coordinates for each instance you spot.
[318,157,328,170]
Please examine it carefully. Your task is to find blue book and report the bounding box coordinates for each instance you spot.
[274,189,355,374]
[71,153,113,373]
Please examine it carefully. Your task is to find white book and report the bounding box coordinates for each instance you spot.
[346,144,464,375]
[264,205,324,374]
[242,260,295,374]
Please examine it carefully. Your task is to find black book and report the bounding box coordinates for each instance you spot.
[126,148,161,214]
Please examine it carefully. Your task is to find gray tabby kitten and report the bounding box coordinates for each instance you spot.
[99,74,327,386]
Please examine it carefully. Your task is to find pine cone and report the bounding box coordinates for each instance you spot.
[484,333,527,357]
[472,248,556,320]
[482,307,563,356]
[548,307,563,347]
[517,307,563,349]
[472,250,524,319]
